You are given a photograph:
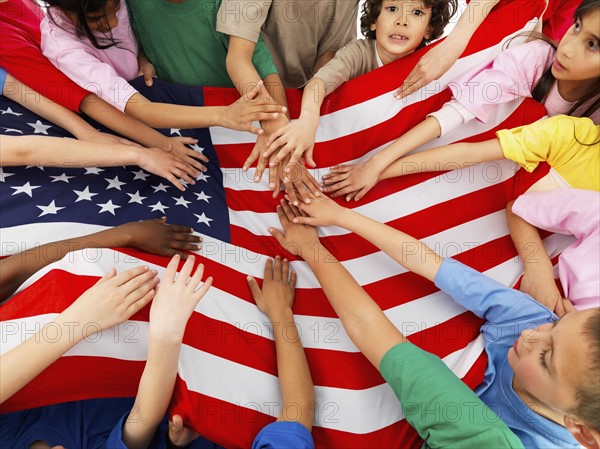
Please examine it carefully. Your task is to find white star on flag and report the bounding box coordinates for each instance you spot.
[27,120,52,135]
[1,107,22,116]
[0,168,15,182]
[85,168,104,175]
[50,173,76,183]
[172,196,191,208]
[152,183,170,193]
[37,200,65,217]
[195,191,211,203]
[196,172,210,182]
[131,169,150,181]
[97,200,121,215]
[105,176,126,190]
[149,201,169,213]
[73,186,98,202]
[194,212,212,227]
[11,182,41,197]
[170,129,182,136]
[189,143,204,154]
[127,191,147,204]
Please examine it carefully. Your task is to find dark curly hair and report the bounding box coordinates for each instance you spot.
[360,0,458,49]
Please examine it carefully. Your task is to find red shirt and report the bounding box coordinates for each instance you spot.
[0,0,89,111]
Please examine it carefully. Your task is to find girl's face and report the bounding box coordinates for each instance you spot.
[508,309,597,417]
[552,9,600,82]
[77,0,120,33]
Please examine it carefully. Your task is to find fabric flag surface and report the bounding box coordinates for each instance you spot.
[1,1,570,447]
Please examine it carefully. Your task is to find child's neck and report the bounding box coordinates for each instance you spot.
[556,79,593,103]
[512,376,566,427]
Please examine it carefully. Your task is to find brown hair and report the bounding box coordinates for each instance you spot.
[360,0,458,49]
[570,309,600,431]
[520,0,600,118]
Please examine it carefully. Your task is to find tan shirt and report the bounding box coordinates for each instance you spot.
[216,0,359,88]
[313,38,381,95]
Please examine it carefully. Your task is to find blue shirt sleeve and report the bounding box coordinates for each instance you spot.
[0,67,8,94]
[434,258,555,326]
[105,411,167,449]
[251,422,315,449]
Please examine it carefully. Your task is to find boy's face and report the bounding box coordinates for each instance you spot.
[509,309,596,416]
[370,0,432,65]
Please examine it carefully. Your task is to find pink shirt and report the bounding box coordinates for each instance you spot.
[430,40,576,136]
[40,2,139,112]
[512,189,600,310]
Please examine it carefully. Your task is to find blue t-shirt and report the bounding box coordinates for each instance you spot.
[252,421,314,449]
[0,398,223,449]
[434,258,579,449]
[0,67,7,93]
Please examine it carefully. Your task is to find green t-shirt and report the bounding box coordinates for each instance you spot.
[380,342,525,449]
[127,0,277,88]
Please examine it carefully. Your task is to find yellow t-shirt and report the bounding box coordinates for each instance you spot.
[497,115,600,191]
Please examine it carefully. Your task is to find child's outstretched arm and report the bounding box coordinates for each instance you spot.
[247,257,315,431]
[321,116,443,201]
[0,134,197,192]
[0,218,201,303]
[378,137,504,181]
[269,202,407,367]
[0,265,158,404]
[506,200,565,315]
[122,255,212,449]
[289,194,444,283]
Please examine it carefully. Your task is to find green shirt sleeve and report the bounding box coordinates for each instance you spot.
[251,34,278,80]
[380,342,525,449]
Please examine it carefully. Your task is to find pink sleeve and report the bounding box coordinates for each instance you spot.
[41,25,137,112]
[449,40,555,123]
[512,189,600,241]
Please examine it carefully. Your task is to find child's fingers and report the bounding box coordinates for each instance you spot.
[255,156,268,183]
[245,123,264,136]
[265,127,286,148]
[178,255,196,283]
[268,226,287,249]
[194,276,212,300]
[164,254,181,282]
[279,200,297,223]
[170,414,184,432]
[305,148,316,168]
[173,231,202,242]
[126,287,156,316]
[328,182,354,198]
[283,179,301,206]
[562,298,575,314]
[281,258,290,283]
[292,216,316,226]
[246,275,262,300]
[185,147,210,164]
[242,148,260,172]
[173,137,199,145]
[355,186,371,201]
[289,269,297,289]
[188,262,205,291]
[122,269,159,297]
[264,256,274,280]
[273,256,283,282]
[113,265,151,287]
[96,267,117,285]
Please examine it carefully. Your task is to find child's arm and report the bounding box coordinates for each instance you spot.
[269,202,407,367]
[262,77,325,170]
[247,257,315,431]
[122,255,212,449]
[395,0,500,98]
[0,265,158,404]
[292,195,444,283]
[505,200,564,314]
[321,116,443,201]
[378,137,504,181]
[0,218,200,303]
[0,135,198,191]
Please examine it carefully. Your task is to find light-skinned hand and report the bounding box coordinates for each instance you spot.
[321,158,382,201]
[269,200,320,258]
[247,256,297,320]
[119,217,202,257]
[394,40,461,100]
[148,255,212,341]
[263,116,318,170]
[139,145,199,191]
[168,414,199,447]
[519,269,565,316]
[139,61,157,87]
[222,81,287,136]
[292,193,345,228]
[165,136,209,174]
[283,162,322,206]
[64,266,159,333]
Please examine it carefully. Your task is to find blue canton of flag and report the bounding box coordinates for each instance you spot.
[0,77,231,243]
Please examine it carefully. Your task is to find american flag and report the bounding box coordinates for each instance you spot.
[1,1,565,447]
